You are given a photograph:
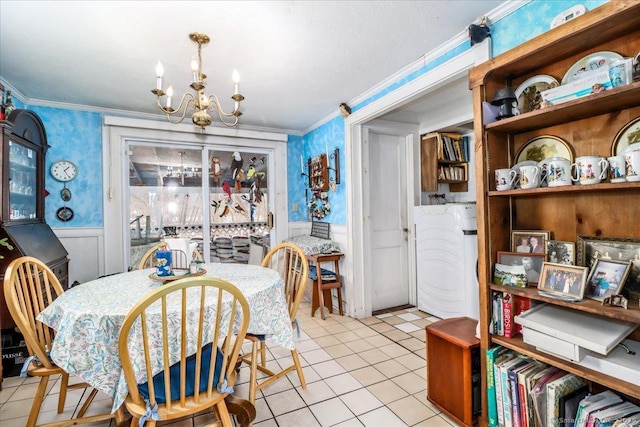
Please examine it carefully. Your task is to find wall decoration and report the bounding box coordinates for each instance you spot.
[308,191,330,220]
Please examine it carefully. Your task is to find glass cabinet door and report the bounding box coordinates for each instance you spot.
[8,140,38,220]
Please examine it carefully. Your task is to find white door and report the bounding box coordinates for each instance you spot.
[366,129,409,311]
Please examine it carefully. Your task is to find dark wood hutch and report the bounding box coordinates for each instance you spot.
[1,109,69,383]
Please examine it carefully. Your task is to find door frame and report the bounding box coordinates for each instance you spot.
[102,116,288,275]
[344,39,490,318]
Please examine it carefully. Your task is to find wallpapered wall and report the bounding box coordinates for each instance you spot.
[12,0,605,228]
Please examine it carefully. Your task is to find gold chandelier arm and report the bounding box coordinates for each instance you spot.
[155,92,196,125]
[207,94,241,127]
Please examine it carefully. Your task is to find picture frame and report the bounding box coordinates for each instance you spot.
[537,262,589,301]
[546,240,575,265]
[493,263,527,287]
[497,251,546,286]
[584,259,632,301]
[576,236,640,302]
[511,230,551,254]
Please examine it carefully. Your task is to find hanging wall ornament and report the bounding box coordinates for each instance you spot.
[308,191,330,220]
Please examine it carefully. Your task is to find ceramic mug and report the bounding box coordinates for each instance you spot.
[519,165,540,189]
[626,151,640,182]
[545,156,572,187]
[608,57,633,88]
[607,155,627,183]
[512,160,537,188]
[571,156,608,185]
[495,168,517,191]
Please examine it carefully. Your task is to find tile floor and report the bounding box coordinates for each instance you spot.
[0,302,460,427]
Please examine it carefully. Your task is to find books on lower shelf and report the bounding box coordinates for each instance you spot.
[485,346,639,427]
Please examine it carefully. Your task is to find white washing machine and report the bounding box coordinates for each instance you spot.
[414,203,479,320]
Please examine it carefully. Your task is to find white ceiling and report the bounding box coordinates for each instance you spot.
[0,1,504,133]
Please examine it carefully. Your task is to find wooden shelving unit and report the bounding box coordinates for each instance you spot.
[421,132,468,192]
[470,1,640,425]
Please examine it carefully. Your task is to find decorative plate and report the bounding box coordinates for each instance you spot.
[149,268,206,282]
[515,135,573,164]
[612,117,640,155]
[515,75,559,114]
[56,206,74,222]
[562,51,623,84]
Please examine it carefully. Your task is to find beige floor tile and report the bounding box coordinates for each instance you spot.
[333,417,365,426]
[357,406,408,427]
[382,329,412,342]
[301,348,334,365]
[411,317,432,328]
[388,395,437,426]
[358,317,383,326]
[395,322,423,333]
[324,343,355,359]
[349,366,387,387]
[253,397,274,424]
[352,327,381,339]
[259,374,295,397]
[344,339,374,353]
[412,414,457,426]
[397,313,422,322]
[264,388,307,417]
[333,331,361,343]
[396,337,426,353]
[298,380,337,405]
[369,322,396,333]
[396,352,427,370]
[309,397,355,427]
[411,330,426,340]
[391,371,427,395]
[365,335,394,347]
[305,326,332,339]
[374,359,411,379]
[290,365,322,387]
[323,323,350,335]
[312,359,347,379]
[381,316,405,326]
[0,386,16,405]
[378,343,411,358]
[253,418,278,427]
[296,338,322,353]
[314,335,342,348]
[335,353,369,371]
[324,373,363,395]
[275,406,322,426]
[367,380,409,405]
[358,348,391,365]
[339,388,383,416]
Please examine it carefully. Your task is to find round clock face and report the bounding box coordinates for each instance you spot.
[50,160,78,182]
[55,206,74,222]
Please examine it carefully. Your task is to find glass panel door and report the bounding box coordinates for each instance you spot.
[8,140,37,220]
[126,143,272,269]
[207,149,271,263]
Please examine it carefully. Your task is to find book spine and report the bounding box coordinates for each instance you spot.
[501,364,514,427]
[487,347,501,427]
[495,360,505,427]
[509,368,522,427]
[518,377,529,427]
[503,293,514,339]
[514,296,531,336]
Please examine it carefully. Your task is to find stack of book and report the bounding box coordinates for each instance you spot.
[486,346,640,427]
[490,291,534,339]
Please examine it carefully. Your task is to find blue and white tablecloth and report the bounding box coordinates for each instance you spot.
[285,234,341,256]
[37,263,293,412]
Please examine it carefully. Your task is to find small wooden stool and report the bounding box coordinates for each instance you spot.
[308,252,344,320]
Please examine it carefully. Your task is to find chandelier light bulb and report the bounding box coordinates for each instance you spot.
[191,58,199,83]
[232,69,240,95]
[155,62,164,90]
[166,86,174,109]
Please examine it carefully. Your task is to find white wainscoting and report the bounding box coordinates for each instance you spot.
[52,228,105,285]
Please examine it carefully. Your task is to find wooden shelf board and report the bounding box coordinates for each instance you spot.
[488,181,640,197]
[491,335,640,398]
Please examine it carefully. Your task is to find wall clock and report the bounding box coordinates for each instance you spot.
[50,160,78,182]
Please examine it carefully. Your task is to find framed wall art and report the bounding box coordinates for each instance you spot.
[577,236,640,302]
[546,240,575,265]
[584,259,631,301]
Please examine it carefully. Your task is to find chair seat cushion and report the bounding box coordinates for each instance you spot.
[138,342,225,404]
[308,265,336,281]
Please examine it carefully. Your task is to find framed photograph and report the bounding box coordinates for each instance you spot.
[537,262,589,301]
[497,251,546,286]
[511,230,551,254]
[576,236,640,302]
[546,240,576,265]
[494,263,527,287]
[584,259,632,301]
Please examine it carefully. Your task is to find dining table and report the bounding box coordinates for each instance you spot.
[37,262,294,421]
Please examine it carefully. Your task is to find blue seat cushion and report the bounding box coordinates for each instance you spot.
[138,342,226,404]
[308,265,336,281]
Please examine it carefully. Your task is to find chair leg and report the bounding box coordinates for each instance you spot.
[27,375,50,427]
[76,388,99,418]
[214,400,234,427]
[58,372,70,413]
[317,281,326,320]
[249,341,259,404]
[291,350,306,389]
[259,341,267,368]
[336,287,344,316]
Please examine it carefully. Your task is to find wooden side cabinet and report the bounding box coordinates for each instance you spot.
[426,317,481,427]
[420,132,468,193]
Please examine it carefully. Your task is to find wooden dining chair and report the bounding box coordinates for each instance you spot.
[240,242,309,403]
[3,256,115,427]
[118,277,250,426]
[138,246,202,270]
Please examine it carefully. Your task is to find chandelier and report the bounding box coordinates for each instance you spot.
[151,32,244,130]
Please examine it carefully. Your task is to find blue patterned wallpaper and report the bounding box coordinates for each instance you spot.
[9,1,608,228]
